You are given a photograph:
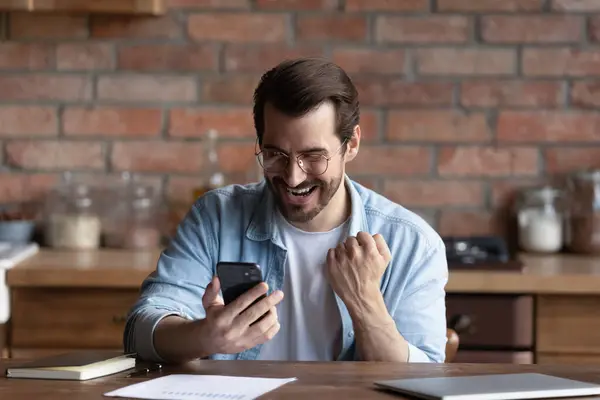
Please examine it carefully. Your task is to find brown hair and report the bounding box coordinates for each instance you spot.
[253,57,360,146]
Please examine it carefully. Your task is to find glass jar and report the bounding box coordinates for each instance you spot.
[45,181,102,250]
[192,129,225,201]
[565,170,600,254]
[104,183,162,249]
[515,186,565,254]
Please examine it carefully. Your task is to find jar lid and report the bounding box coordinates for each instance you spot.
[571,169,600,181]
[522,186,562,202]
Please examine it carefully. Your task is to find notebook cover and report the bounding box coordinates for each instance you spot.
[8,350,135,369]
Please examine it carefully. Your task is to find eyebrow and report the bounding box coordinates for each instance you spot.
[262,145,329,154]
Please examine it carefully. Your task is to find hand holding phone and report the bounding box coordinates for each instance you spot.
[196,262,284,356]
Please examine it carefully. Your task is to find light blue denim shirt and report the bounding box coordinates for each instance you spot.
[123,175,448,363]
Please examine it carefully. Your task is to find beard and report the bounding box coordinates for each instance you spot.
[265,172,343,224]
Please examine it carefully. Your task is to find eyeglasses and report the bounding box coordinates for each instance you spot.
[255,139,347,176]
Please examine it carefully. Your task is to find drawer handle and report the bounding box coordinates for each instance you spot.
[448,314,472,335]
[112,315,128,324]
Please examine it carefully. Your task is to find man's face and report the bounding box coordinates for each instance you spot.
[260,101,347,224]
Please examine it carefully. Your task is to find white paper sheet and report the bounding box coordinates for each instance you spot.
[103,374,297,400]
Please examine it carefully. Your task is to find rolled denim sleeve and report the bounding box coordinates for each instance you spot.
[123,201,216,362]
[396,240,448,363]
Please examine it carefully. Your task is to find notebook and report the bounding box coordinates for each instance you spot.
[374,373,600,400]
[5,350,137,381]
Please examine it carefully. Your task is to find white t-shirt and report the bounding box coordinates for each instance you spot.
[257,212,348,361]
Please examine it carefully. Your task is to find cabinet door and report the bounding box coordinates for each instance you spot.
[10,288,139,349]
[446,294,534,348]
[537,295,600,354]
[454,350,534,364]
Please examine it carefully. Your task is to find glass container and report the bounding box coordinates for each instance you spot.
[104,178,163,249]
[192,129,225,201]
[45,175,102,250]
[565,169,600,254]
[515,186,565,254]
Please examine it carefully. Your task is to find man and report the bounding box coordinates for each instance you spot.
[123,58,448,364]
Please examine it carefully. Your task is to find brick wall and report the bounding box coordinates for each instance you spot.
[1,0,600,237]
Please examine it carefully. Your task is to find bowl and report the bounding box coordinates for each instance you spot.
[0,220,36,244]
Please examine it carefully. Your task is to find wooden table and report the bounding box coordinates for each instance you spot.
[3,360,600,399]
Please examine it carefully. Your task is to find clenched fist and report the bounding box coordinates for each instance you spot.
[326,231,392,312]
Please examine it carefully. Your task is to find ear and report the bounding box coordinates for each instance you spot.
[344,125,360,162]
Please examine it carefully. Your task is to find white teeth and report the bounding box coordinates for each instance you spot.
[287,187,313,195]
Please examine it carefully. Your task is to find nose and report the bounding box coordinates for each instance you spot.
[282,158,306,188]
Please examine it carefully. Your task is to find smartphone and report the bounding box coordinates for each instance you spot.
[216,261,266,306]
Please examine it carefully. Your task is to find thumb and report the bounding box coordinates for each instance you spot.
[202,276,224,309]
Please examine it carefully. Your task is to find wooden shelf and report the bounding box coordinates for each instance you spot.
[0,0,165,15]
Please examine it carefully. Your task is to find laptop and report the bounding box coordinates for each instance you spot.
[374,373,600,400]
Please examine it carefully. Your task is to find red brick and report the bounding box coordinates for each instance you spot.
[461,80,562,107]
[346,0,428,11]
[497,111,600,143]
[438,211,498,236]
[188,13,286,43]
[0,107,58,136]
[118,44,217,72]
[169,108,254,138]
[56,43,114,71]
[202,75,259,104]
[437,146,539,177]
[376,16,470,44]
[168,171,263,203]
[572,81,600,108]
[437,0,542,11]
[168,0,250,8]
[386,111,490,142]
[358,110,380,142]
[523,49,600,77]
[217,142,257,173]
[0,44,53,70]
[6,141,105,170]
[589,16,600,42]
[168,177,209,203]
[91,15,181,39]
[553,0,600,11]
[491,179,545,208]
[111,141,203,173]
[347,146,431,176]
[63,107,162,137]
[482,16,581,44]
[9,13,88,39]
[354,79,454,106]
[0,173,59,204]
[256,0,338,9]
[223,45,324,72]
[0,75,92,101]
[417,48,516,75]
[545,148,600,173]
[383,180,485,207]
[296,15,367,42]
[332,49,405,75]
[97,75,197,103]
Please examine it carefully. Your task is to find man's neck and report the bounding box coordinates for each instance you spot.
[293,181,351,233]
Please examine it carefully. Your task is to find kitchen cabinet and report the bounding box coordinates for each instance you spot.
[5,250,600,363]
[0,0,165,15]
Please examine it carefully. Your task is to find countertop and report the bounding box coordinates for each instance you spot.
[5,249,600,294]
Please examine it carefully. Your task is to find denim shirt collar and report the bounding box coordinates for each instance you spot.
[245,174,369,243]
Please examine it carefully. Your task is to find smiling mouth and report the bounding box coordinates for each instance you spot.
[286,186,317,197]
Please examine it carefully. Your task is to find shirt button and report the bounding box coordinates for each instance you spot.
[348,331,354,337]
